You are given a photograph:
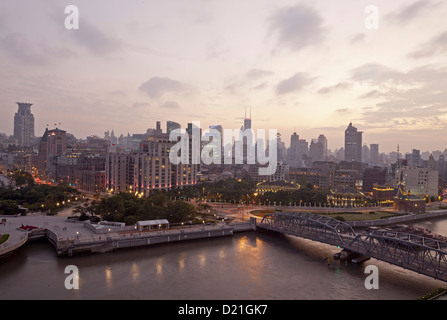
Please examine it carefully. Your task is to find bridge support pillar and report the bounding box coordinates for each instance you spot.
[339,249,359,261]
[250,217,257,230]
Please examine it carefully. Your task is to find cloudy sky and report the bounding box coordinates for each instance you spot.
[1,0,446,153]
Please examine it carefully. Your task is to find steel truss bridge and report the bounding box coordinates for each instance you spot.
[258,212,447,282]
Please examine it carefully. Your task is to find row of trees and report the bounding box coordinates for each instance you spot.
[163,178,329,205]
[0,183,80,215]
[164,178,257,202]
[74,191,197,226]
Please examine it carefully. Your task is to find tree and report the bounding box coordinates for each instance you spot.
[12,170,34,187]
[0,200,21,215]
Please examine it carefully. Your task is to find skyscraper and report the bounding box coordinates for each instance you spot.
[318,134,328,161]
[243,106,252,130]
[344,123,362,163]
[13,102,35,147]
[37,127,67,180]
[370,144,379,164]
[167,120,181,135]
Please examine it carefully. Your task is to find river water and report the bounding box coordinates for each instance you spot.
[1,218,447,300]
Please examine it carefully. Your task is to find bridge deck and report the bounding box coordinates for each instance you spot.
[258,212,447,282]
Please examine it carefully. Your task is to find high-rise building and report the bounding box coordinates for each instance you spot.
[406,149,421,167]
[318,134,328,161]
[370,144,379,164]
[344,123,362,163]
[308,134,327,163]
[276,133,287,162]
[243,106,252,130]
[37,127,67,181]
[288,132,300,167]
[208,124,224,164]
[393,165,438,197]
[106,131,199,197]
[167,121,181,135]
[241,108,254,164]
[362,144,370,163]
[13,102,35,147]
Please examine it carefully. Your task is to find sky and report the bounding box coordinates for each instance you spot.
[0,0,446,154]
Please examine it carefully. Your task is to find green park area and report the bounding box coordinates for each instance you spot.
[0,234,10,245]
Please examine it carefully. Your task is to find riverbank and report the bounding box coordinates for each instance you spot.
[0,214,255,259]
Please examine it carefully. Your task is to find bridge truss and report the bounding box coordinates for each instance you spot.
[259,212,447,282]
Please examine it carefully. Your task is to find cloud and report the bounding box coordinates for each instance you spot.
[245,68,274,80]
[139,77,189,99]
[160,101,181,109]
[0,32,74,64]
[317,82,351,94]
[350,63,407,84]
[387,0,440,24]
[350,33,365,45]
[334,108,350,114]
[409,30,447,59]
[69,20,122,55]
[269,3,326,51]
[131,102,151,109]
[355,64,447,130]
[276,73,314,95]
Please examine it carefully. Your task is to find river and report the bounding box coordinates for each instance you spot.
[1,218,447,300]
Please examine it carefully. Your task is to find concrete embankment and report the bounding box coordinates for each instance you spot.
[0,231,28,260]
[56,225,237,256]
[18,219,255,257]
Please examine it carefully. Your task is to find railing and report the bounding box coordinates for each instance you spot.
[257,212,447,282]
[0,232,28,257]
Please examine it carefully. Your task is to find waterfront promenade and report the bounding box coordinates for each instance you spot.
[2,206,447,259]
[0,213,252,258]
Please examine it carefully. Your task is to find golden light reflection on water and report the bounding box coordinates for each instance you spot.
[156,258,163,276]
[178,252,186,272]
[198,253,206,269]
[219,248,225,259]
[131,262,139,282]
[105,267,112,289]
[178,258,185,271]
[236,235,264,283]
[237,235,247,252]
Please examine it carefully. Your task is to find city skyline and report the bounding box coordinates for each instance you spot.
[1,0,447,154]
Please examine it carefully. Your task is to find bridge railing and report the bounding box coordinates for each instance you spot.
[258,212,447,282]
[346,231,447,281]
[259,212,356,247]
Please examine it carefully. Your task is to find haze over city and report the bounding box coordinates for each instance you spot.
[1,0,447,153]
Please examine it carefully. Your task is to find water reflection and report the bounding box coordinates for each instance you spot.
[178,254,185,272]
[131,263,139,282]
[156,258,163,277]
[198,253,206,269]
[105,267,113,290]
[1,227,446,299]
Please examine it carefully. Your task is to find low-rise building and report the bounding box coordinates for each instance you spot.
[328,187,366,207]
[393,184,426,213]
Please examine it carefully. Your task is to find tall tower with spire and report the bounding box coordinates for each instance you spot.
[243,106,252,130]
